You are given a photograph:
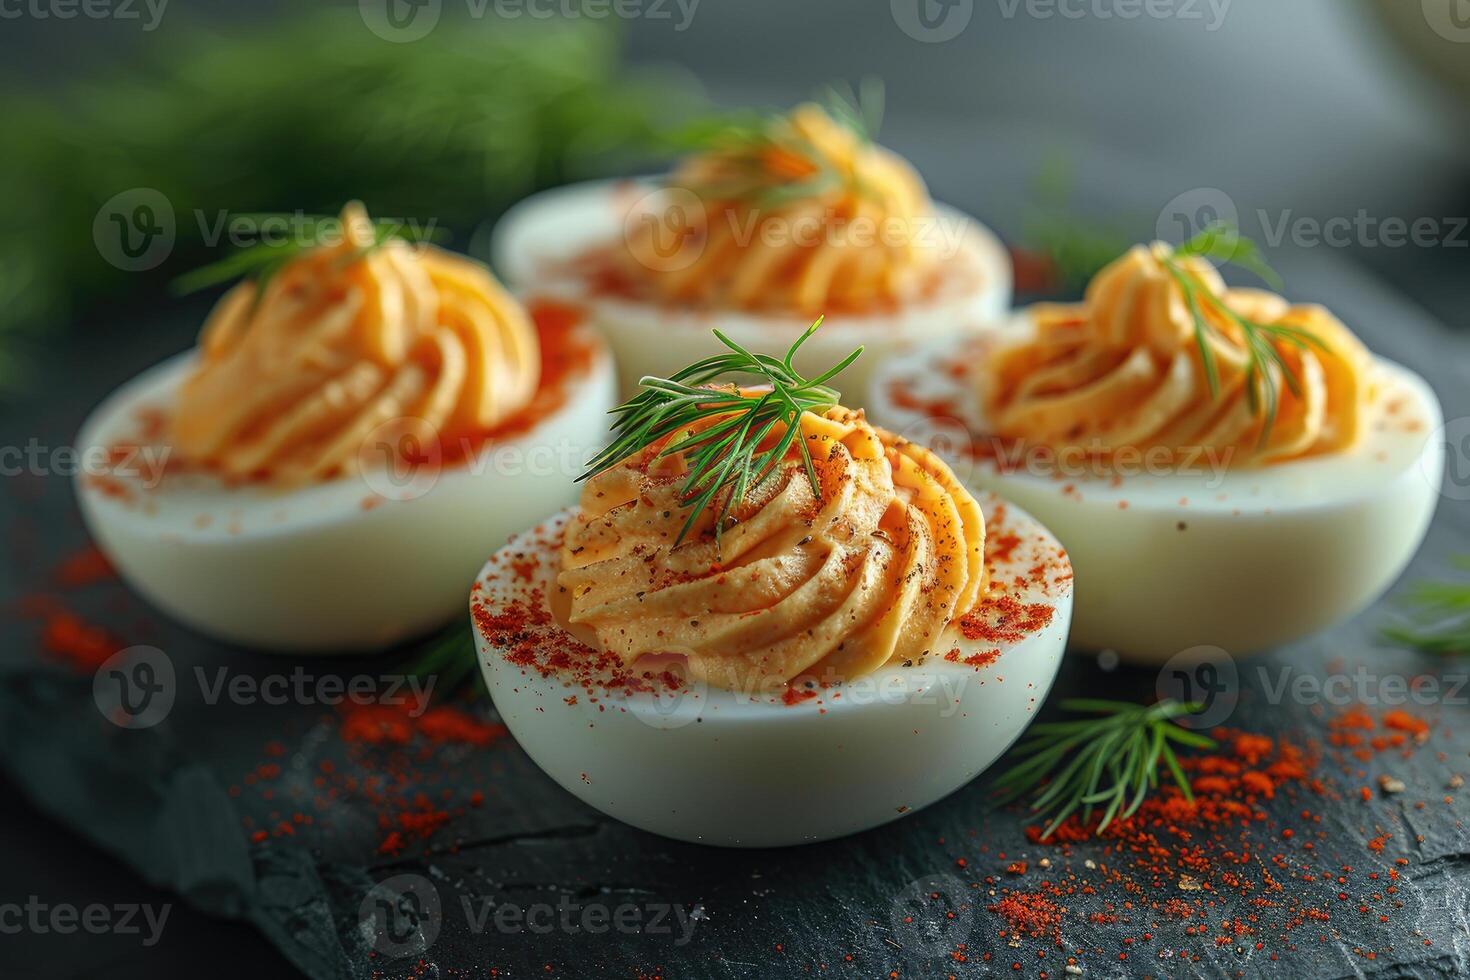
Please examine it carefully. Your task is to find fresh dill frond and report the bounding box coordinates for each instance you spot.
[820,77,885,144]
[1173,222,1283,291]
[581,319,862,548]
[1382,557,1470,656]
[403,621,482,702]
[1021,155,1132,289]
[171,209,446,297]
[1022,213,1132,291]
[674,79,887,210]
[1164,222,1329,446]
[990,698,1214,840]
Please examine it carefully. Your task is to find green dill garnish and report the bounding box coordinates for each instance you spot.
[171,208,446,297]
[672,80,886,210]
[581,319,862,549]
[990,698,1215,840]
[1022,214,1132,292]
[819,77,885,144]
[1382,558,1470,656]
[404,621,481,701]
[1021,155,1132,290]
[1163,222,1331,447]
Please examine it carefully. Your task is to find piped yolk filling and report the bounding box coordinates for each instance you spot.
[981,243,1373,466]
[622,105,945,316]
[174,203,539,485]
[558,405,987,691]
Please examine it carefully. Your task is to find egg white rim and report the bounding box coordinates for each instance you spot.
[869,326,1446,515]
[73,326,613,542]
[489,176,1013,335]
[473,498,1075,727]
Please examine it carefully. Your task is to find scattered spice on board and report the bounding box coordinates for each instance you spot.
[964,705,1448,972]
[339,702,508,747]
[15,544,126,672]
[989,890,1064,947]
[54,545,115,588]
[41,606,118,671]
[19,594,120,672]
[234,699,510,858]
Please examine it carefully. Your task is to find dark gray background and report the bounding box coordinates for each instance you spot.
[2,1,1467,977]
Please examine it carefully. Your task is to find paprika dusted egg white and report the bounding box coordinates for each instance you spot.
[474,498,1071,848]
[75,205,614,652]
[472,363,1072,845]
[492,101,1010,398]
[869,242,1443,663]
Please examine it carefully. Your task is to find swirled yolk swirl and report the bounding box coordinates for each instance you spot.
[173,204,539,484]
[558,404,987,691]
[624,104,939,315]
[981,243,1373,465]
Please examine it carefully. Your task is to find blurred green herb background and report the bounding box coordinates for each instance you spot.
[0,9,704,388]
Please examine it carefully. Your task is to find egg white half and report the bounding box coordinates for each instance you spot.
[868,328,1445,663]
[491,178,1012,399]
[473,499,1073,848]
[74,326,615,653]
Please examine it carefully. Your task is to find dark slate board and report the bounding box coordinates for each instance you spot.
[2,246,1468,980]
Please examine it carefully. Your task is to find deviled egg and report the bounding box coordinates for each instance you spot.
[870,239,1443,663]
[492,98,1011,397]
[76,204,614,652]
[473,330,1072,846]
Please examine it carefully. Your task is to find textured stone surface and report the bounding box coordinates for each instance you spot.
[1,245,1467,979]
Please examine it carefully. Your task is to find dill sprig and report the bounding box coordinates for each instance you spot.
[819,77,885,144]
[1023,213,1131,292]
[1164,222,1331,447]
[403,621,482,702]
[676,80,886,210]
[1021,155,1132,290]
[1382,557,1470,656]
[582,319,862,548]
[171,210,446,297]
[991,699,1215,840]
